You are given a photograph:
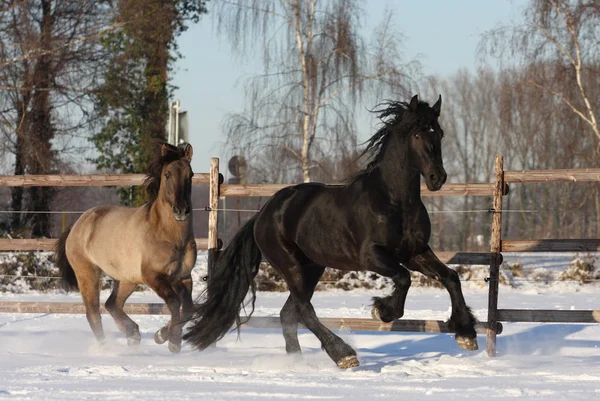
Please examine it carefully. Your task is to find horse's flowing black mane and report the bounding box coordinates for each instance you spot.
[358,99,431,174]
[144,142,188,206]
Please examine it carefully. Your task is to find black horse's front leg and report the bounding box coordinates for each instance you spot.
[362,245,412,323]
[407,247,478,351]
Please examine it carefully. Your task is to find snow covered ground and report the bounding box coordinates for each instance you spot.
[2,281,600,400]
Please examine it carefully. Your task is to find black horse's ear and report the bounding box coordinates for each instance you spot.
[409,94,419,112]
[432,95,442,116]
[181,143,193,162]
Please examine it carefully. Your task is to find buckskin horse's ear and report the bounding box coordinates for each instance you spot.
[161,143,173,157]
[432,95,442,117]
[181,143,193,162]
[409,94,419,112]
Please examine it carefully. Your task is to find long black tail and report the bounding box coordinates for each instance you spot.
[183,215,262,350]
[54,227,78,292]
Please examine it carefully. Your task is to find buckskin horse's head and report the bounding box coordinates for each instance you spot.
[145,142,194,221]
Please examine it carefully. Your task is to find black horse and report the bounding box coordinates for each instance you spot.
[184,95,478,369]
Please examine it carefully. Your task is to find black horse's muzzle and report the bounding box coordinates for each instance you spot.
[426,169,447,191]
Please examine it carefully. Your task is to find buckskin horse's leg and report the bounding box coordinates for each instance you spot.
[362,245,412,323]
[407,247,478,351]
[143,271,182,353]
[105,280,140,345]
[176,276,194,322]
[280,264,325,355]
[70,256,105,343]
[155,276,194,345]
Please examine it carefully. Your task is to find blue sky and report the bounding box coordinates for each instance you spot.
[171,0,527,174]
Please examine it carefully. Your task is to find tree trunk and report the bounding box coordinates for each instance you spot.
[26,0,54,238]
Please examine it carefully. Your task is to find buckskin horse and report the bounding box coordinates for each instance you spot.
[184,95,478,368]
[56,142,196,353]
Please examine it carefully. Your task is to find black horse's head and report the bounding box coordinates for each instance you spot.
[362,94,447,192]
[145,142,194,221]
[404,94,446,191]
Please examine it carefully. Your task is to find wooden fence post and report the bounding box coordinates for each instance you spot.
[487,155,504,356]
[208,158,220,281]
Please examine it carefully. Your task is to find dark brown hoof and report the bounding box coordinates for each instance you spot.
[371,307,382,321]
[456,336,478,351]
[168,341,181,354]
[154,328,168,345]
[336,355,359,369]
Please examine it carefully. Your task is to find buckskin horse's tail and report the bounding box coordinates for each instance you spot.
[54,227,79,292]
[184,215,262,350]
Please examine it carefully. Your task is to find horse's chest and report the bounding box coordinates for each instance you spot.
[383,210,431,257]
[164,241,197,278]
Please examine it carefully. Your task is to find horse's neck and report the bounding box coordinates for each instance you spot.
[149,201,192,243]
[378,144,422,206]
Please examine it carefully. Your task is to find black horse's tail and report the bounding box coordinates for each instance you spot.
[184,215,262,350]
[54,227,78,292]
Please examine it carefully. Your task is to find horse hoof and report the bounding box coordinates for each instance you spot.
[336,355,359,369]
[456,336,478,351]
[127,334,141,346]
[371,307,382,321]
[154,328,168,345]
[168,341,181,354]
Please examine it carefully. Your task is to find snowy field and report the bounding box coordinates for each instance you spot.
[1,253,600,400]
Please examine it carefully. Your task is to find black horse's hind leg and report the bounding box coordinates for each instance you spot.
[105,280,140,345]
[280,264,325,354]
[407,248,478,351]
[362,245,412,323]
[267,253,358,368]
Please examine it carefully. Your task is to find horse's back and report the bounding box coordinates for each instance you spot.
[255,182,362,269]
[67,205,147,282]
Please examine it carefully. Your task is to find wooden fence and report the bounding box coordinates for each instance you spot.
[0,156,599,354]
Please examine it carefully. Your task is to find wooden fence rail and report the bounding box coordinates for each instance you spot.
[501,239,600,253]
[504,169,600,183]
[0,301,502,335]
[0,173,210,187]
[0,238,220,252]
[220,183,499,197]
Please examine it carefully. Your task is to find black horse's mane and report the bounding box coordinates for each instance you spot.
[144,142,188,206]
[355,99,431,176]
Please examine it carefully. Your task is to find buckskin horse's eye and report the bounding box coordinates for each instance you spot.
[165,171,171,179]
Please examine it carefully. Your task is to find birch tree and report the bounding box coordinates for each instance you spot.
[215,0,418,182]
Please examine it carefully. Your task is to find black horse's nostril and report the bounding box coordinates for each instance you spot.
[430,174,437,183]
[172,205,180,215]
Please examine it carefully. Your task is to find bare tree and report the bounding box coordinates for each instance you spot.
[481,0,600,151]
[215,0,418,183]
[0,0,110,236]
